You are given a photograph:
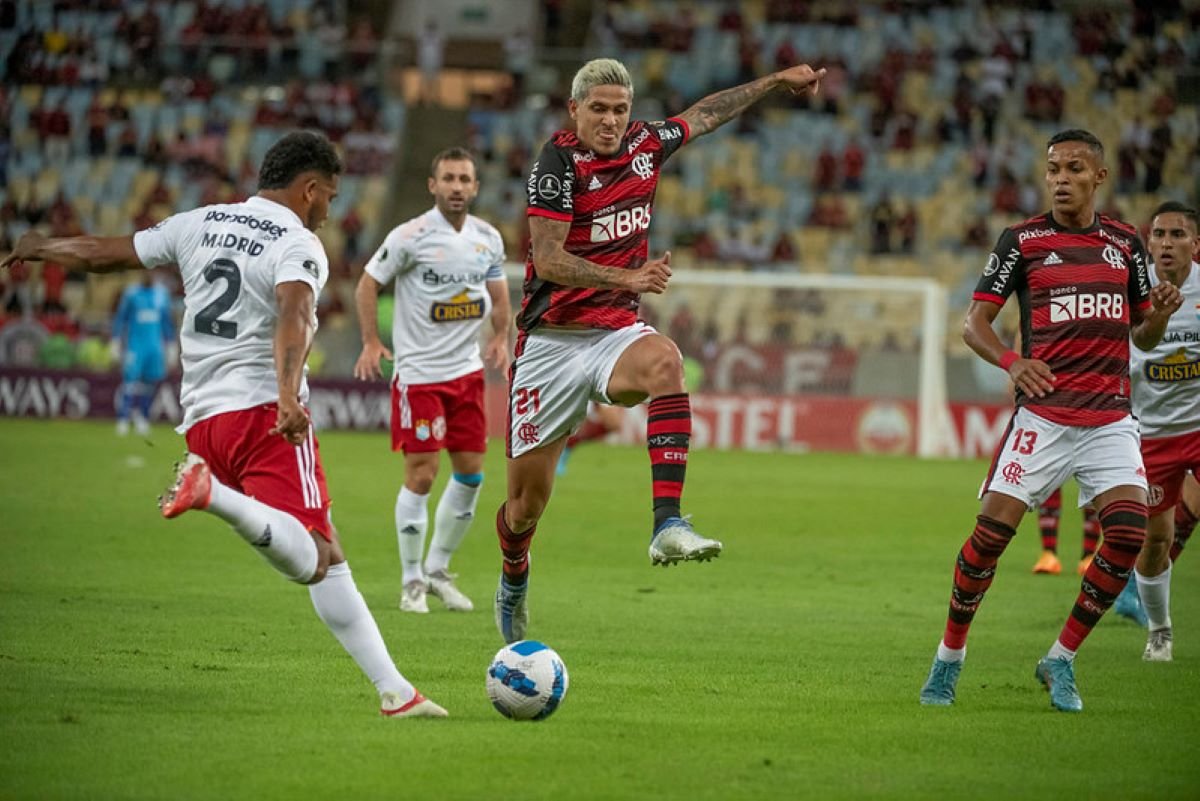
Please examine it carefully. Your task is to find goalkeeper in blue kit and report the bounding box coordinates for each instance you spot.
[112,272,175,435]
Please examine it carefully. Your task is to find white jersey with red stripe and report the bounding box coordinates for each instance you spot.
[132,196,328,432]
[1131,261,1200,438]
[365,206,506,385]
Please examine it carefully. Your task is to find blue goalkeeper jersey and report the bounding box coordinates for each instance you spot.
[113,282,175,354]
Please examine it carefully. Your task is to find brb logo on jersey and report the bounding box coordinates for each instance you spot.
[431,291,484,322]
[1048,289,1124,323]
[591,204,652,243]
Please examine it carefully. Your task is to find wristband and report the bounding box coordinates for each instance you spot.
[999,350,1020,371]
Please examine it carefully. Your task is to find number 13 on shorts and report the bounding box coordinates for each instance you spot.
[1010,427,1038,455]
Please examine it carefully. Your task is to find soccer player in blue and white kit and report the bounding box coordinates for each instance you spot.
[354,147,511,615]
[1130,201,1200,661]
[111,271,175,436]
[2,132,447,718]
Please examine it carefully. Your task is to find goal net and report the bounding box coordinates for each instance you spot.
[608,269,953,457]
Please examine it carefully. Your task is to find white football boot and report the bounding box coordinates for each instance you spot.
[648,516,722,566]
[426,569,473,611]
[399,579,429,614]
[381,690,448,718]
[1143,627,1173,662]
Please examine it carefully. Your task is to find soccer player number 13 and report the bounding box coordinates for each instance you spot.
[1011,428,1038,455]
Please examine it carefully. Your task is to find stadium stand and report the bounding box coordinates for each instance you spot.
[0,0,1197,406]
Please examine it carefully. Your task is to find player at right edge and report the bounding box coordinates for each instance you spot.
[1130,201,1200,662]
[918,129,1182,712]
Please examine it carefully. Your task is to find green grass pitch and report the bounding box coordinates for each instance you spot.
[1,418,1197,800]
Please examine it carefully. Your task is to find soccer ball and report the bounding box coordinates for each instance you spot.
[486,640,569,721]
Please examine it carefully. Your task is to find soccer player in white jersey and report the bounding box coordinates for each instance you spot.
[1130,201,1200,661]
[0,131,447,719]
[353,147,510,614]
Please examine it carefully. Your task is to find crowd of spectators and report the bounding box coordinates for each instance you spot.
[0,0,394,370]
[462,0,1196,289]
[1,0,1198,374]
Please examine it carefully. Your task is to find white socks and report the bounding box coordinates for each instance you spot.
[1136,564,1173,631]
[937,643,965,663]
[206,478,318,583]
[395,486,430,585]
[425,474,482,575]
[1047,640,1076,662]
[309,562,414,701]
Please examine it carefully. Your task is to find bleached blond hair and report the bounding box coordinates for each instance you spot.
[570,58,634,103]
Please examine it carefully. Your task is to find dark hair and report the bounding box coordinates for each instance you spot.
[257,131,342,190]
[430,147,477,177]
[1152,200,1199,230]
[1046,129,1104,160]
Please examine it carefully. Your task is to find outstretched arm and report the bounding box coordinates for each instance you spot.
[1,231,143,273]
[676,64,825,140]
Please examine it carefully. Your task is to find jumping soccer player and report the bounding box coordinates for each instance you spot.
[354,147,510,615]
[2,131,447,718]
[918,129,1181,712]
[494,57,825,643]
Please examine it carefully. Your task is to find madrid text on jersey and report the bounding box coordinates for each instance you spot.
[200,231,267,256]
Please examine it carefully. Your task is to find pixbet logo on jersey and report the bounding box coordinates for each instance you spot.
[1048,291,1124,323]
[590,204,652,243]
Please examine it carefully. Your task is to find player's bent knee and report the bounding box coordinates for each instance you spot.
[641,345,685,395]
[304,533,334,584]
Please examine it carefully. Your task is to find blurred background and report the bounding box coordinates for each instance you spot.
[0,0,1196,455]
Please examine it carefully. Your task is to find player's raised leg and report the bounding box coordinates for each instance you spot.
[607,333,721,566]
[160,452,320,583]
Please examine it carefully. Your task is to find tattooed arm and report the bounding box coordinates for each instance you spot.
[676,64,825,139]
[530,216,671,294]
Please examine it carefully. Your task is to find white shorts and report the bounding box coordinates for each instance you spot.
[980,407,1146,509]
[508,323,656,457]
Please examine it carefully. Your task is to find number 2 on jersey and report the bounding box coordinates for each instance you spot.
[194,258,241,339]
[1010,428,1038,455]
[515,387,541,416]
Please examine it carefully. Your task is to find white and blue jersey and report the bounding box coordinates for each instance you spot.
[113,281,175,383]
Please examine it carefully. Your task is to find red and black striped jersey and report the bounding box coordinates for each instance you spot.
[520,117,690,331]
[973,211,1152,426]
